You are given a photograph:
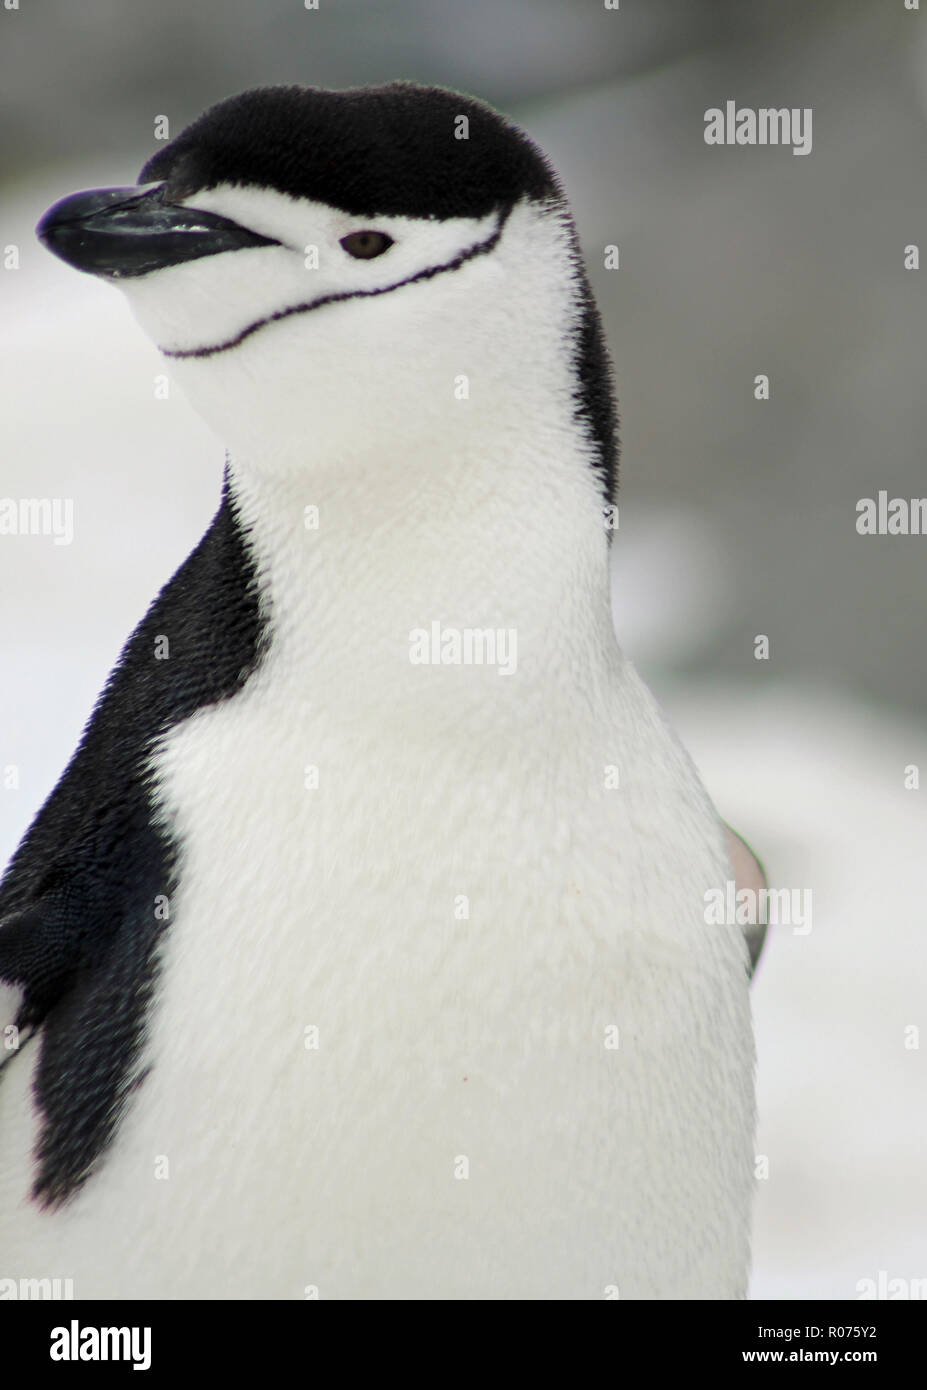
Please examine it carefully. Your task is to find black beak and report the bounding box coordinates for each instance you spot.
[36,183,280,279]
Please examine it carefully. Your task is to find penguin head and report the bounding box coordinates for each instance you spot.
[38,84,616,498]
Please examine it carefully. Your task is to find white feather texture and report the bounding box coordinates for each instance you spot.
[0,187,754,1298]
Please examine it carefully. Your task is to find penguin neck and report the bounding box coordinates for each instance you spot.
[227,434,620,723]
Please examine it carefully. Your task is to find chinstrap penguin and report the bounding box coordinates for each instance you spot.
[0,83,762,1299]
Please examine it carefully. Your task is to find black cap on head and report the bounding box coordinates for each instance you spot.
[140,83,561,221]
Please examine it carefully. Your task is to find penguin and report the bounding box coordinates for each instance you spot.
[0,83,762,1300]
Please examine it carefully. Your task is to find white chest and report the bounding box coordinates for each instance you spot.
[0,464,756,1299]
[0,645,752,1299]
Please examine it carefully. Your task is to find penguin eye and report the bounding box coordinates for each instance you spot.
[339,230,394,260]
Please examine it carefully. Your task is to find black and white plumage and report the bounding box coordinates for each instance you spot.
[0,84,756,1298]
[0,487,263,1206]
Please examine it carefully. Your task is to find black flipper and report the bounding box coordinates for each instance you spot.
[0,474,266,1205]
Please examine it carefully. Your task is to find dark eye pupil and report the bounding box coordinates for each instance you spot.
[340,230,393,260]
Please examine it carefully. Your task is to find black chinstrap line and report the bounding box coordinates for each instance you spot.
[162,204,513,360]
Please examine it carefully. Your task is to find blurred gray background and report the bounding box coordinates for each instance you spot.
[1,0,925,1300]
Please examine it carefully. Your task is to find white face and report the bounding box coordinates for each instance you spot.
[118,183,582,476]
